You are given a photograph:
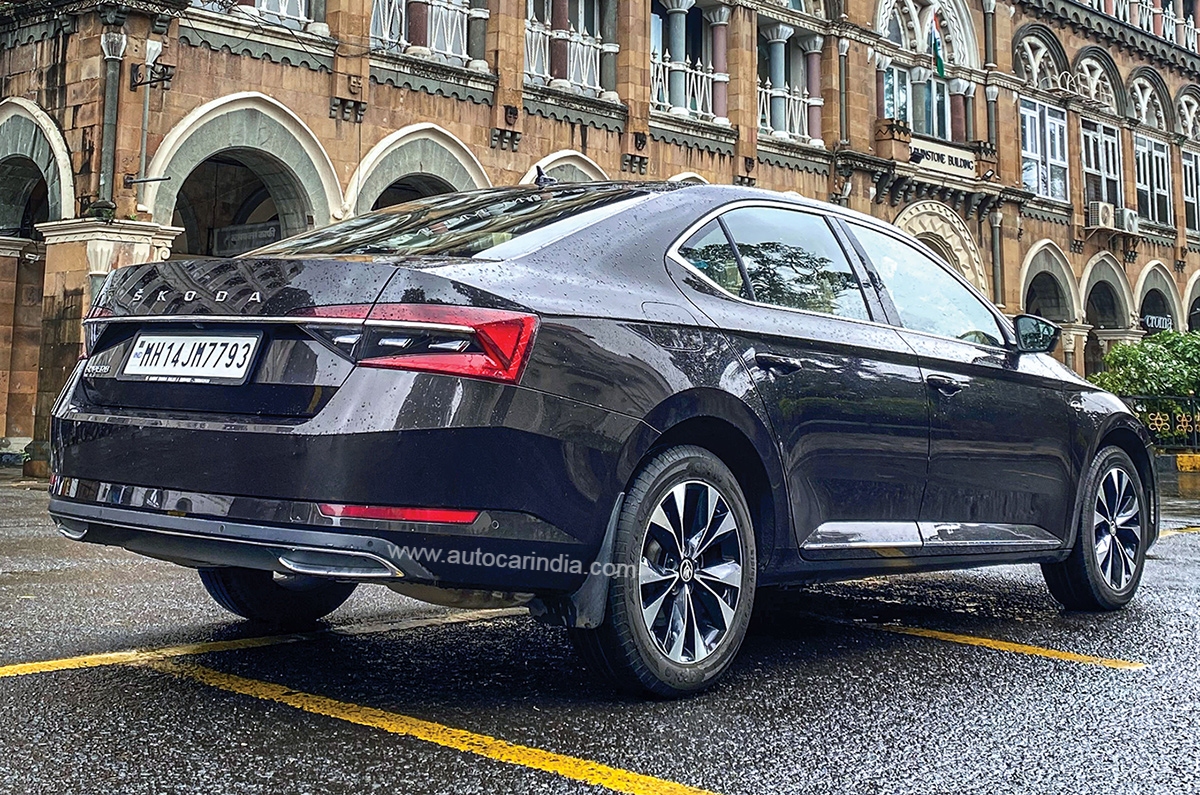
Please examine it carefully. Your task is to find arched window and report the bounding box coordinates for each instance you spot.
[1015,29,1070,202]
[1016,35,1068,91]
[1075,58,1118,112]
[1130,76,1173,226]
[1130,78,1166,129]
[875,0,977,142]
[1180,92,1200,234]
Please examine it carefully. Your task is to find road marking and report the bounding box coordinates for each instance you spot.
[147,659,717,795]
[0,608,526,680]
[1159,526,1200,540]
[870,624,1145,670]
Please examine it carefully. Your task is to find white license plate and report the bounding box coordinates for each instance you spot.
[121,333,262,384]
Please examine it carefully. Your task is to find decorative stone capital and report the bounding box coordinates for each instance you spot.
[989,209,1003,226]
[949,77,972,95]
[661,0,695,13]
[36,219,184,270]
[0,236,32,259]
[985,84,1000,102]
[799,35,824,54]
[982,0,997,12]
[838,37,850,56]
[910,66,932,83]
[101,31,127,60]
[875,53,892,70]
[703,4,731,25]
[761,22,795,43]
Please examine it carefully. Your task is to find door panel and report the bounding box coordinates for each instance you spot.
[669,205,930,551]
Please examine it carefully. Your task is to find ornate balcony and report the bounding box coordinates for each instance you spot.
[371,0,406,54]
[650,51,717,123]
[758,79,817,143]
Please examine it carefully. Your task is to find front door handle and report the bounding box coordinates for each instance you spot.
[926,374,967,397]
[755,352,805,376]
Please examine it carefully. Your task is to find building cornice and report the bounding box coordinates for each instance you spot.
[178,8,335,72]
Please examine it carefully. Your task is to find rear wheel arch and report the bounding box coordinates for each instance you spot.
[622,398,787,570]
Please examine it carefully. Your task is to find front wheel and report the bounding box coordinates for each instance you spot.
[1042,446,1148,611]
[570,445,757,697]
[199,567,357,626]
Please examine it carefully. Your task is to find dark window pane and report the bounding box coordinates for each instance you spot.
[677,220,747,297]
[721,208,868,320]
[850,223,1003,346]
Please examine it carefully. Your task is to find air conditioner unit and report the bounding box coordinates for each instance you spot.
[1087,201,1116,230]
[1114,207,1140,235]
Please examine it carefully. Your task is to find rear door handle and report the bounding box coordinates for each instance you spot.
[754,352,805,376]
[926,374,967,397]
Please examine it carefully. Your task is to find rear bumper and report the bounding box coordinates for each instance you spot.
[49,479,602,593]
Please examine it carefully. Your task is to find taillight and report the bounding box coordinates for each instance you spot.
[298,303,539,384]
[83,306,114,357]
[318,503,480,524]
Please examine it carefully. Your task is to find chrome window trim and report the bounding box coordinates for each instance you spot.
[83,314,474,335]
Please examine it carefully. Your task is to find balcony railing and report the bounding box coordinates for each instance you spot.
[257,0,310,28]
[428,0,469,63]
[1114,0,1131,24]
[567,29,602,93]
[371,0,406,54]
[650,51,715,122]
[1079,0,1200,54]
[758,79,813,142]
[525,18,551,82]
[1164,4,1178,40]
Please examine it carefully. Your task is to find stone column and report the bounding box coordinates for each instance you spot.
[25,220,182,477]
[875,53,890,119]
[762,23,793,137]
[467,0,490,71]
[1153,0,1164,37]
[949,78,970,143]
[838,37,849,145]
[663,0,695,113]
[549,0,571,87]
[97,31,126,211]
[307,0,329,35]
[1176,0,1186,41]
[964,83,976,141]
[407,0,431,52]
[985,83,999,145]
[705,5,731,125]
[801,35,824,145]
[910,66,931,136]
[1059,322,1093,374]
[989,209,1004,307]
[0,237,23,451]
[982,0,996,68]
[599,0,620,101]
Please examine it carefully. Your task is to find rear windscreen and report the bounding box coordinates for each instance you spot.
[249,185,650,260]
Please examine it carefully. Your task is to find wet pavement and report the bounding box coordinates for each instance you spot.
[3,467,1200,795]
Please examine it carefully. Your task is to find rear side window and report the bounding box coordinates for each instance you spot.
[721,207,869,320]
[677,220,749,298]
[849,222,1004,346]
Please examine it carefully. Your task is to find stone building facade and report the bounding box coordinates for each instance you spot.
[4,0,1200,473]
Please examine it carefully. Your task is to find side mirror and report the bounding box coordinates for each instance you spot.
[1013,314,1061,354]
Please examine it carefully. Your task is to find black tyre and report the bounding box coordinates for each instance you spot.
[1042,446,1148,611]
[198,567,357,625]
[570,445,757,697]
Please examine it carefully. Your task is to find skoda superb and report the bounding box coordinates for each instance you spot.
[50,183,1157,697]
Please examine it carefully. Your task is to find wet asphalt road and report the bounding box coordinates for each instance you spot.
[3,469,1200,795]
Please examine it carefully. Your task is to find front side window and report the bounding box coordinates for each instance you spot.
[1081,119,1122,206]
[1135,134,1172,225]
[1183,150,1200,233]
[719,207,869,320]
[1020,99,1068,201]
[849,222,1003,346]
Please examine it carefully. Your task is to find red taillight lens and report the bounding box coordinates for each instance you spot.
[294,304,373,320]
[318,503,480,524]
[360,304,539,384]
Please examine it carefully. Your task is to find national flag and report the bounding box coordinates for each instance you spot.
[931,13,946,76]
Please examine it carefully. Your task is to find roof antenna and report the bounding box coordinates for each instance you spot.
[534,165,557,188]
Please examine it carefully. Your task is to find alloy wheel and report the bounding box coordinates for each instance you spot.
[1093,466,1142,592]
[639,480,743,664]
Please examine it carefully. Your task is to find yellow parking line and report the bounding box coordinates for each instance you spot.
[0,608,526,680]
[872,624,1145,670]
[1159,526,1200,540]
[147,659,717,795]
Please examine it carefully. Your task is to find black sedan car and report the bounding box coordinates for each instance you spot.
[50,182,1156,696]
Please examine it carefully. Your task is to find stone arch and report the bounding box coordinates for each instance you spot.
[520,150,609,184]
[1127,67,1175,131]
[1175,84,1200,141]
[1019,239,1081,322]
[1134,260,1184,331]
[1012,24,1070,90]
[1184,268,1200,330]
[1081,251,1135,328]
[875,0,981,69]
[144,92,342,237]
[346,123,491,215]
[0,97,75,226]
[1072,47,1127,116]
[893,200,988,292]
[668,172,710,184]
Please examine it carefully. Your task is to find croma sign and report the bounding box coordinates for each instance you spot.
[1141,314,1173,332]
